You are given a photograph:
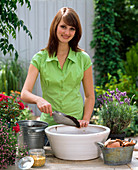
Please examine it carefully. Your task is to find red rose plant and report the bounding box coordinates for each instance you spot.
[12,123,20,133]
[0,91,24,126]
[0,91,29,169]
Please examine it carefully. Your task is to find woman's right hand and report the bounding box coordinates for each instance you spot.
[36,97,52,116]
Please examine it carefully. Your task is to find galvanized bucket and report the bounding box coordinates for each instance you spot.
[17,120,48,149]
[97,141,136,165]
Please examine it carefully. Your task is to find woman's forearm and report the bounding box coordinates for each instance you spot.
[20,64,41,104]
[83,95,95,121]
[21,89,41,104]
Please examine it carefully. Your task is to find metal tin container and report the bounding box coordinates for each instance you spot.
[97,141,136,165]
[17,120,48,149]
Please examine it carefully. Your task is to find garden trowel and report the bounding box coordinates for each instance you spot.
[52,111,80,128]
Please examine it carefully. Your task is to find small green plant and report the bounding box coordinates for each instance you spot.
[124,42,138,85]
[124,108,138,137]
[97,88,137,134]
[0,58,26,95]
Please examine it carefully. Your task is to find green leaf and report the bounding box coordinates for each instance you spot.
[0,0,32,56]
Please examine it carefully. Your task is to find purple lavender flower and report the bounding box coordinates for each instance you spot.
[114,95,120,101]
[124,98,129,103]
[107,89,110,93]
[119,101,124,105]
[100,104,103,108]
[105,92,109,97]
[110,90,115,95]
[122,92,127,96]
[103,97,107,101]
[98,95,102,98]
[116,88,120,93]
[124,97,130,105]
[119,91,126,97]
[108,98,113,102]
[97,98,101,101]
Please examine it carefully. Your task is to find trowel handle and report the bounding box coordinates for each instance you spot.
[97,142,105,149]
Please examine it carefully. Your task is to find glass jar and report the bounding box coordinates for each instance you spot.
[29,149,46,167]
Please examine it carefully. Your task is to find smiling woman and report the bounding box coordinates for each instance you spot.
[21,7,95,133]
[57,19,76,44]
[46,7,82,57]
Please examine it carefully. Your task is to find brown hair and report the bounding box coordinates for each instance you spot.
[42,7,82,57]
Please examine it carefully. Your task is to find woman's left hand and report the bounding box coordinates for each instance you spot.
[78,120,89,128]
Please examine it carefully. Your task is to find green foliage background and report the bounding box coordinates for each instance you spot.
[114,0,138,60]
[0,0,32,58]
[91,0,138,87]
[0,58,26,95]
[0,0,32,94]
[91,0,122,86]
[124,42,138,85]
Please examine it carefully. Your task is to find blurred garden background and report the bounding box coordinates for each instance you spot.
[0,0,138,136]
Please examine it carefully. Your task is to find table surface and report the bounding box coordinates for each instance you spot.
[7,145,138,170]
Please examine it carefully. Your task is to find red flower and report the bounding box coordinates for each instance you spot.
[12,123,20,133]
[5,97,10,102]
[18,102,24,110]
[0,94,5,101]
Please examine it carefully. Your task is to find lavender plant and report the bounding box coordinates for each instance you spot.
[97,88,137,134]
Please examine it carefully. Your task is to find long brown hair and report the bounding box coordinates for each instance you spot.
[42,7,82,57]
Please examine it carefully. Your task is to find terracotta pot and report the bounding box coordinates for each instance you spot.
[107,141,121,148]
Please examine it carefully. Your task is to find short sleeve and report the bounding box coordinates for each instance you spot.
[30,52,42,71]
[82,51,92,71]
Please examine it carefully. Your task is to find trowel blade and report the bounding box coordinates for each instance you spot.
[52,111,80,128]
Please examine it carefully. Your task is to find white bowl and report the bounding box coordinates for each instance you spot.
[45,124,110,160]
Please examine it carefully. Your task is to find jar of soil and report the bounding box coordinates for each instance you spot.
[29,149,46,167]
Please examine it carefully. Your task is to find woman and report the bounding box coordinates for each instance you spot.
[21,7,95,128]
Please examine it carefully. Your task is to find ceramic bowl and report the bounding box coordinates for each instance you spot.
[45,124,110,160]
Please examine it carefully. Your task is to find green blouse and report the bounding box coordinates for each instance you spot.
[31,48,92,126]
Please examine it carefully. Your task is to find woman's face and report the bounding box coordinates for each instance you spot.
[56,18,76,44]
